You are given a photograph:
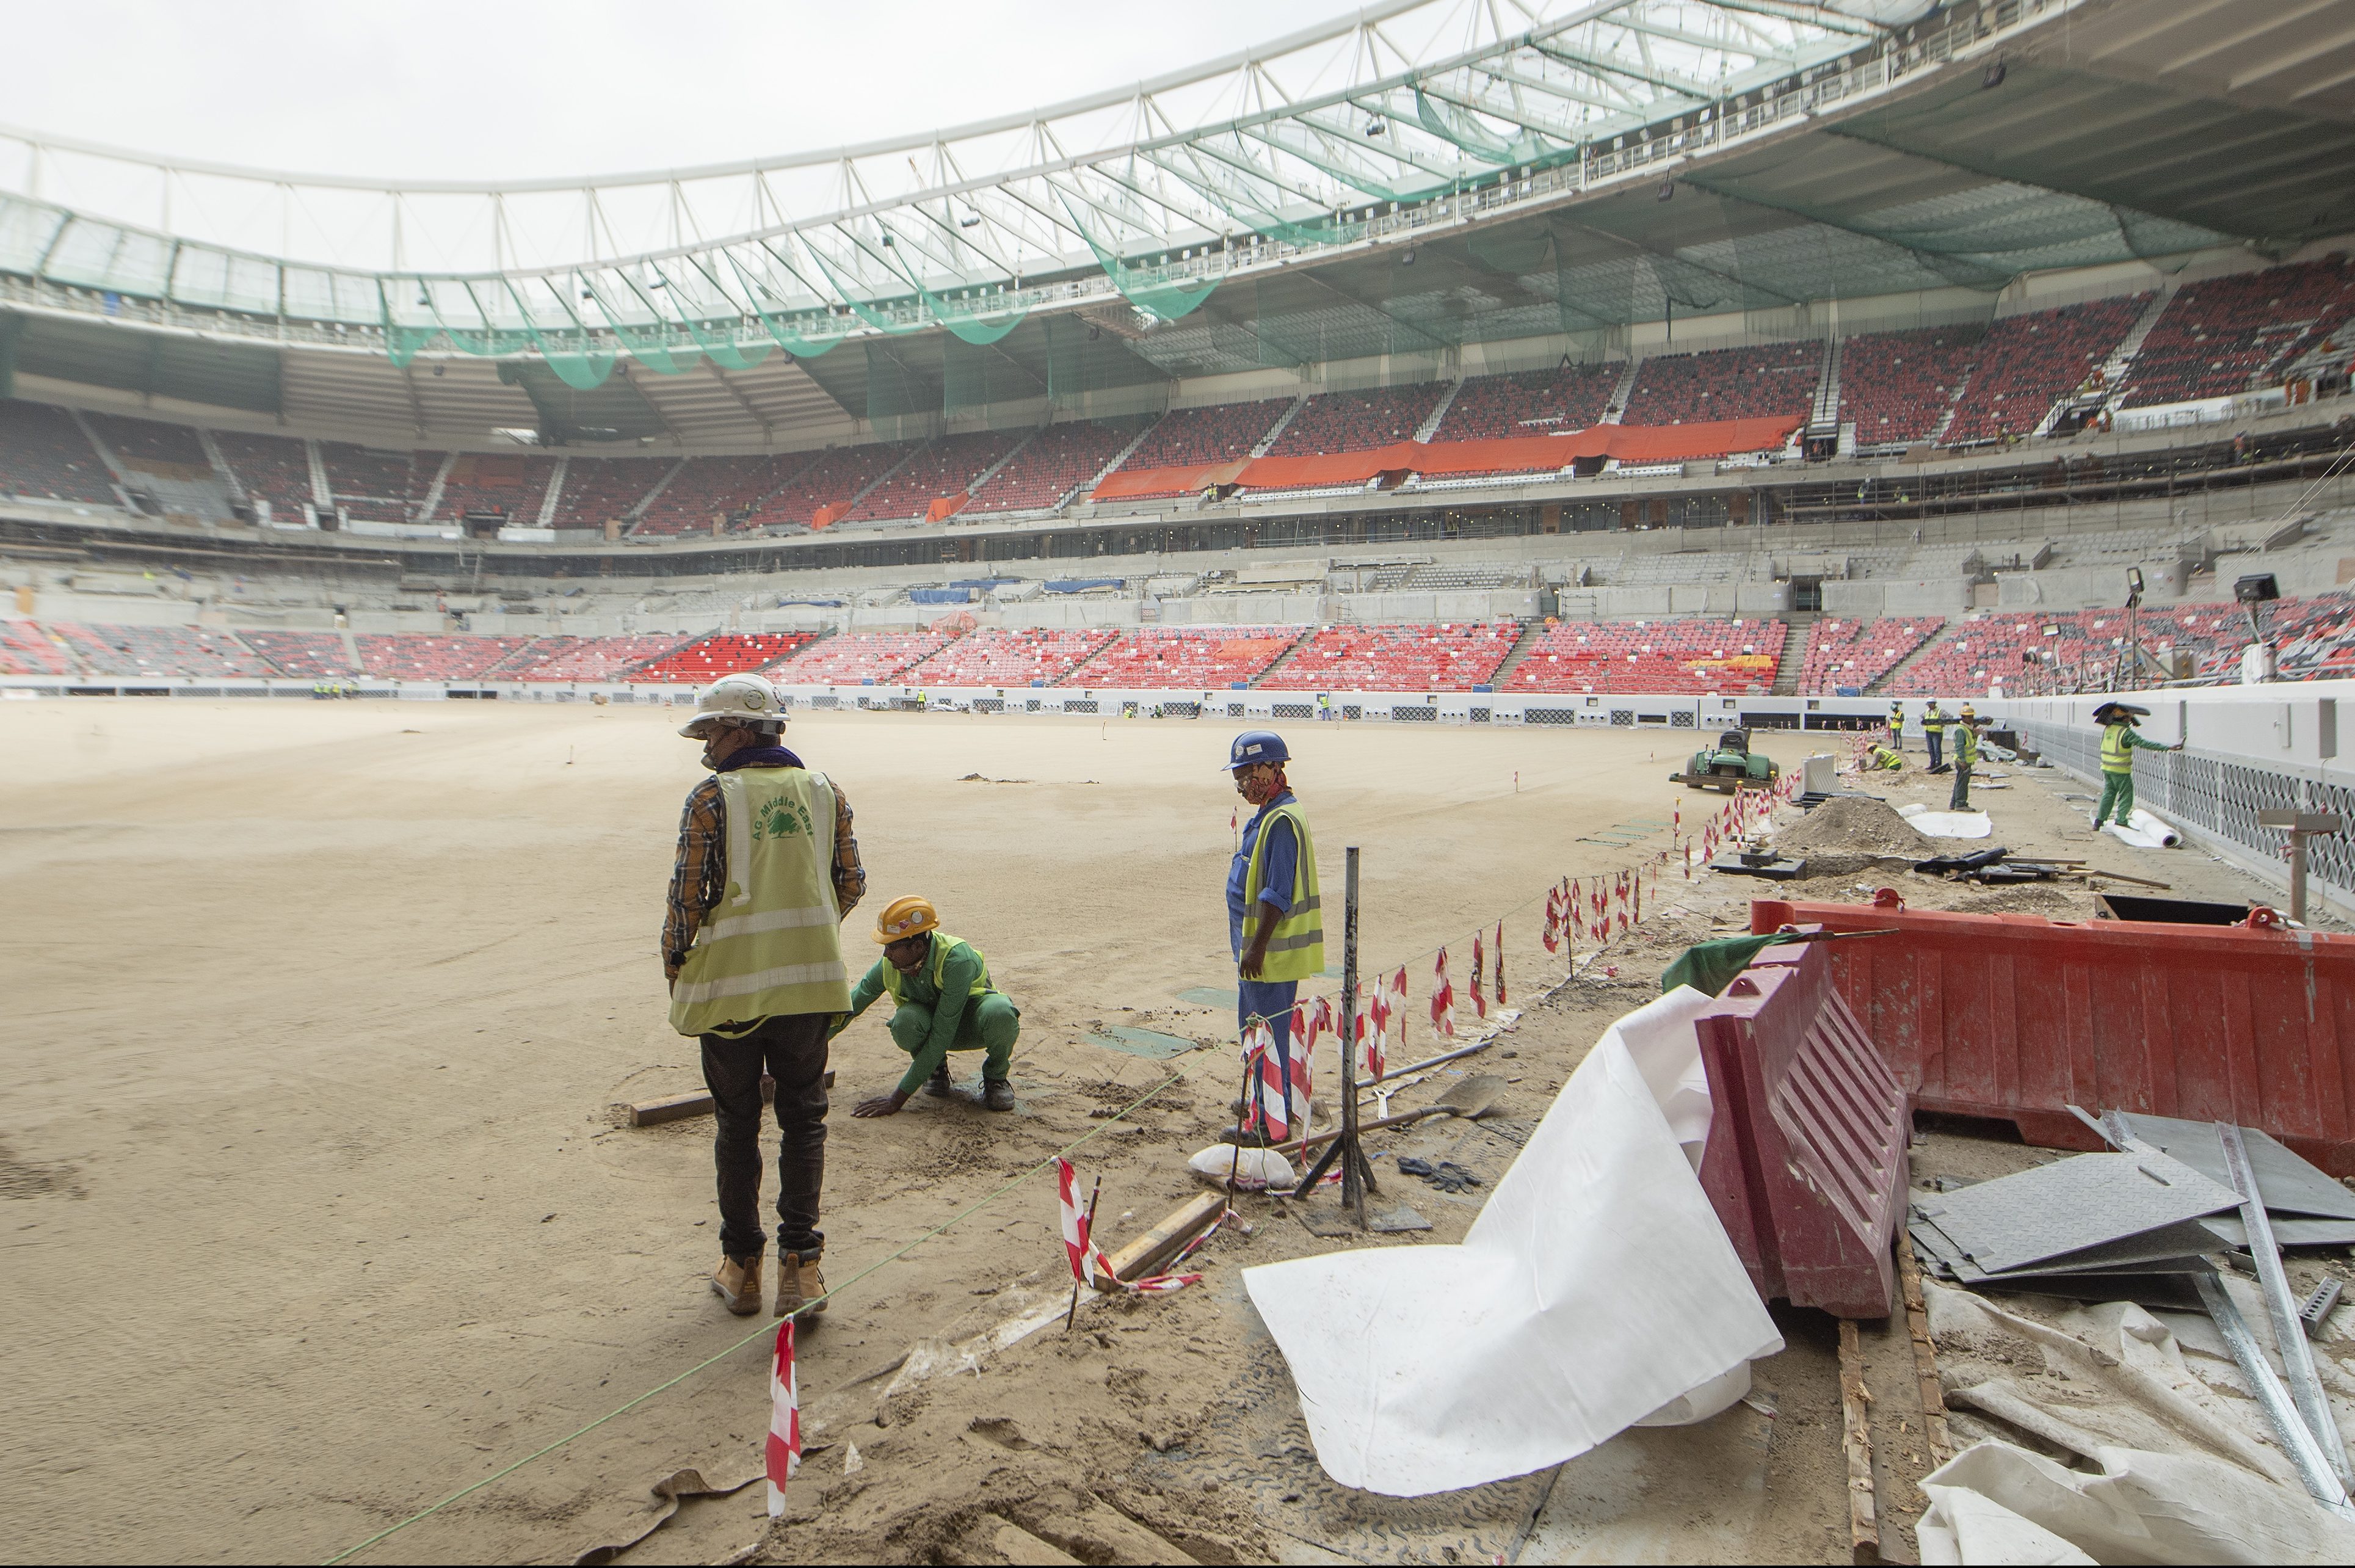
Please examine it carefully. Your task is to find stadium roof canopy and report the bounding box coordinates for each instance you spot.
[2,0,2353,445]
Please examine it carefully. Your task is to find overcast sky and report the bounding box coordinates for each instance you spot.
[1,0,1377,183]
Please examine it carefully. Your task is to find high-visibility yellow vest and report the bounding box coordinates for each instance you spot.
[1953,725,1981,768]
[669,767,852,1036]
[2100,722,2135,774]
[1923,710,1947,735]
[1242,800,1324,982]
[882,931,993,1004]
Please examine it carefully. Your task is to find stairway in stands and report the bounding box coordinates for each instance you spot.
[1771,616,1812,695]
[1246,627,1323,686]
[1487,619,1552,689]
[1867,630,1950,695]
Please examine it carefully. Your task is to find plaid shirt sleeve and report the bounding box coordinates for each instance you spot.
[662,778,724,977]
[662,773,866,978]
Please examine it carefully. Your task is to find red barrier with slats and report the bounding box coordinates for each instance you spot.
[1749,899,2355,1175]
[1692,942,1909,1318]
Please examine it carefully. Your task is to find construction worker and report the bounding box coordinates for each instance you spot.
[1224,730,1323,1142]
[840,897,1020,1116]
[1949,711,1983,810]
[2092,701,2181,830]
[1922,700,1948,771]
[664,674,864,1321]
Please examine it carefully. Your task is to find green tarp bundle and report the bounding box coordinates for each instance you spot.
[1659,932,1801,999]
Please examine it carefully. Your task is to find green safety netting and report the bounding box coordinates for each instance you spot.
[940,332,1045,424]
[864,341,934,441]
[728,243,855,359]
[1056,187,1220,323]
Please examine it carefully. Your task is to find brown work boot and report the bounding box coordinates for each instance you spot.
[777,1251,828,1318]
[711,1252,763,1316]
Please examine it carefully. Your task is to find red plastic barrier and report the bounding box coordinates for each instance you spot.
[1751,899,2355,1175]
[1693,942,1909,1318]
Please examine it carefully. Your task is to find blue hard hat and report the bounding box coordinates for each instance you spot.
[1222,730,1290,771]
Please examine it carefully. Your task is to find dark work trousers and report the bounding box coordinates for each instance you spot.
[1925,729,1944,771]
[700,1012,831,1262]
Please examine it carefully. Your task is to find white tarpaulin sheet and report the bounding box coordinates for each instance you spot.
[1242,988,1784,1496]
[1898,803,1995,838]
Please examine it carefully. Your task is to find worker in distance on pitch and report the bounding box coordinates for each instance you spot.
[838,896,1022,1117]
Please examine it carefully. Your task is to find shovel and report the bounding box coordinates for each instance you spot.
[1280,1073,1508,1158]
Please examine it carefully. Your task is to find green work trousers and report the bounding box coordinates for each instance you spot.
[1949,764,1972,811]
[889,993,1020,1083]
[2094,771,2136,829]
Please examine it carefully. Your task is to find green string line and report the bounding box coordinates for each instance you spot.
[321,1063,1196,1566]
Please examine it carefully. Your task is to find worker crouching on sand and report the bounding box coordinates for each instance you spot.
[1225,730,1324,1144]
[840,896,1021,1116]
[664,674,863,1321]
[2092,701,2181,830]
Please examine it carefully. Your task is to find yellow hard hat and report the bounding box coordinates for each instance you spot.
[873,895,940,945]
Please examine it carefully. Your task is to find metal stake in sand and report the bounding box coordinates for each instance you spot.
[1294,845,1375,1225]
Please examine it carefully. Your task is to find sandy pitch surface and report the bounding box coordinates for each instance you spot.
[2,702,1821,1563]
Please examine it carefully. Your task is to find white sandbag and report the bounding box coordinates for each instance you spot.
[1904,810,1994,838]
[1917,1439,2355,1566]
[1188,1144,1298,1191]
[2103,807,2183,849]
[1241,987,1783,1496]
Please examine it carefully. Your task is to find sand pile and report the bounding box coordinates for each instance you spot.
[1773,796,1935,857]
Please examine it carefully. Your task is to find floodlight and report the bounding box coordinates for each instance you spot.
[1656,181,1675,202]
[1983,60,2006,89]
[2236,573,2279,604]
[1365,117,1386,136]
[1401,247,1416,266]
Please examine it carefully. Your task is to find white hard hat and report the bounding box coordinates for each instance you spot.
[678,673,785,739]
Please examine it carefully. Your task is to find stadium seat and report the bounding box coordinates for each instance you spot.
[212,432,316,520]
[355,634,531,680]
[1941,296,2147,446]
[634,455,807,536]
[1432,365,1620,442]
[2119,259,2355,409]
[1509,618,1783,695]
[1268,386,1450,458]
[491,634,698,681]
[741,445,916,530]
[0,618,77,674]
[965,422,1139,514]
[1837,328,1983,447]
[239,631,356,678]
[843,432,1016,523]
[319,442,428,520]
[53,622,276,677]
[0,400,117,505]
[546,457,675,532]
[1107,401,1292,498]
[1620,343,1820,426]
[634,633,820,684]
[1258,622,1520,691]
[431,454,557,524]
[762,632,952,684]
[1060,627,1301,688]
[902,628,1120,686]
[1796,617,1945,695]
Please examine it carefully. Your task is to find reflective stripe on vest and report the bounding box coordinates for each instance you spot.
[882,931,993,1004]
[670,768,852,1035]
[1953,725,1979,767]
[1243,800,1324,982]
[1923,712,1947,734]
[2100,723,2135,773]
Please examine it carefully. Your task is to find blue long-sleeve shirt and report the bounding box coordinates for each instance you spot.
[1227,790,1300,959]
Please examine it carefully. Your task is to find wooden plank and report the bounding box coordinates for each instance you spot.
[1100,1191,1225,1288]
[618,1070,833,1127]
[1896,1236,1955,1467]
[1839,1318,1883,1566]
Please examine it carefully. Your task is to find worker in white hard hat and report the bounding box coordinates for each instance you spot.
[662,673,866,1322]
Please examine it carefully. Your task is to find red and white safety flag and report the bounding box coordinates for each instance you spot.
[1238,1018,1291,1143]
[1493,921,1507,1007]
[766,1319,801,1517]
[1469,932,1489,1020]
[1631,869,1642,926]
[1542,885,1562,954]
[1057,1156,1202,1294]
[1569,878,1584,943]
[1359,967,1404,1078]
[1431,948,1456,1036]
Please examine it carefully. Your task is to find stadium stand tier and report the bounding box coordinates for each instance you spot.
[237,630,354,677]
[484,633,694,681]
[744,445,911,530]
[845,432,1016,523]
[432,454,555,522]
[0,400,115,504]
[1797,616,1945,695]
[633,632,818,684]
[633,454,803,536]
[1433,364,1620,442]
[1112,400,1291,482]
[86,412,208,471]
[1508,618,1782,694]
[764,631,949,684]
[319,443,424,517]
[2119,259,2355,410]
[904,628,1119,686]
[1065,626,1301,688]
[1,618,76,673]
[355,634,530,681]
[1268,385,1451,459]
[1620,342,1821,426]
[1838,328,1983,447]
[548,457,673,531]
[966,421,1136,514]
[54,622,274,677]
[1942,296,2147,446]
[1258,621,1520,691]
[214,432,316,519]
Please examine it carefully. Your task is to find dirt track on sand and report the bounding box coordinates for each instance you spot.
[18,705,2265,1563]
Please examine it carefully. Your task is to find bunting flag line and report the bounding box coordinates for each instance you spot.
[766,1320,801,1517]
[1493,921,1506,1007]
[1431,948,1456,1037]
[1469,931,1489,1020]
[1238,1018,1291,1143]
[1541,885,1562,954]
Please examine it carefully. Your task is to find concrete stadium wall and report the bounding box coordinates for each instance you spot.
[1979,680,2355,923]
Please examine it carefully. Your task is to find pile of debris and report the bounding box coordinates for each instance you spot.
[1912,1109,2355,1509]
